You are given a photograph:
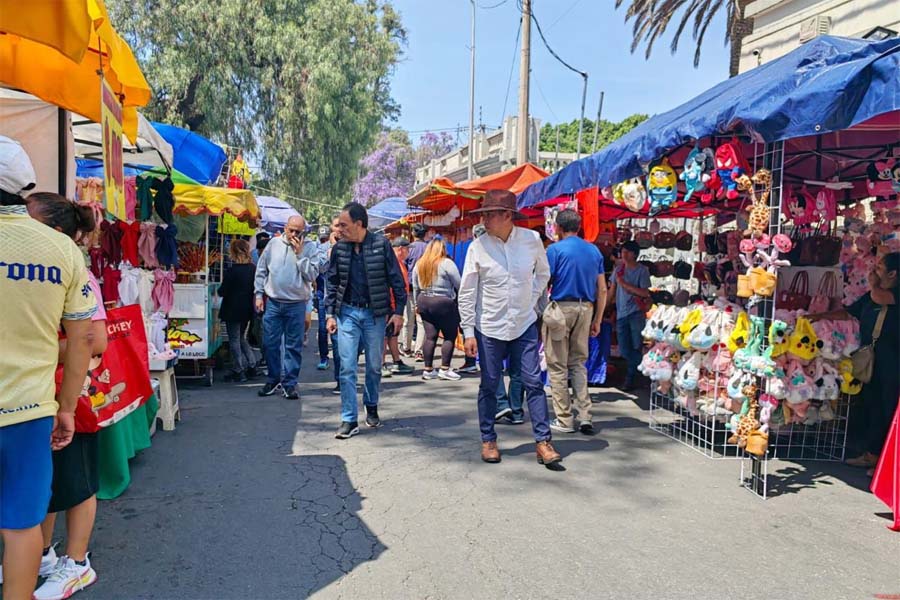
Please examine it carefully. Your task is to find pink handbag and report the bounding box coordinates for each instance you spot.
[809,271,840,313]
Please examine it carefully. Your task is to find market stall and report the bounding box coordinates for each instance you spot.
[515,35,900,498]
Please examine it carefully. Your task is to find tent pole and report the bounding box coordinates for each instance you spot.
[58,108,67,196]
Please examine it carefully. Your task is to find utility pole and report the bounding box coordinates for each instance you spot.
[468,0,476,180]
[575,74,588,160]
[516,0,531,166]
[590,91,605,154]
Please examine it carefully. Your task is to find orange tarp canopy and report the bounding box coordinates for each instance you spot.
[409,163,549,213]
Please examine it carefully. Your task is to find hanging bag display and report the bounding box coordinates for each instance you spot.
[675,231,694,251]
[809,271,840,313]
[778,271,810,311]
[749,267,777,296]
[851,306,887,384]
[737,272,753,298]
[727,312,751,354]
[787,317,820,362]
[654,231,677,249]
[635,230,654,249]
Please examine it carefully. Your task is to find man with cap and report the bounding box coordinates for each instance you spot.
[0,136,97,597]
[608,240,651,391]
[404,223,428,358]
[458,189,560,467]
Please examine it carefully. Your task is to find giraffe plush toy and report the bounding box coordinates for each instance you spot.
[728,382,760,448]
[741,169,772,236]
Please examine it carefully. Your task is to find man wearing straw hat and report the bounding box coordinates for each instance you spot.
[458,189,561,467]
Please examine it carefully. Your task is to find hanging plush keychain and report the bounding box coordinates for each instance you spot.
[621,177,648,212]
[648,158,678,216]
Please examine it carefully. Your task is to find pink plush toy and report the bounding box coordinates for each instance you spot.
[738,237,757,272]
[758,393,779,433]
[756,233,792,273]
[786,360,816,405]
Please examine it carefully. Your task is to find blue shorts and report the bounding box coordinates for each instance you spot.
[0,417,53,529]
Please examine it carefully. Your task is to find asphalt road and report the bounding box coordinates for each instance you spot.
[78,343,898,599]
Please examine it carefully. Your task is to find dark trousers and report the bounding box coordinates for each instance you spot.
[616,312,646,382]
[417,295,460,368]
[226,320,255,374]
[475,323,551,443]
[316,278,329,362]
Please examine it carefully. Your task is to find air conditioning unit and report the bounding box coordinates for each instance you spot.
[799,15,831,43]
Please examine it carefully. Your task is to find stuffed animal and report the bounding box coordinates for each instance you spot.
[709,139,751,202]
[838,358,863,395]
[758,393,779,434]
[621,178,648,212]
[867,158,898,196]
[680,146,714,202]
[674,351,702,392]
[814,360,841,401]
[728,383,759,448]
[784,187,814,225]
[785,360,816,404]
[648,158,678,216]
[737,169,773,235]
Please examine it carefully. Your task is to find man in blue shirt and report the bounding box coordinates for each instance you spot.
[543,210,608,435]
[609,240,651,391]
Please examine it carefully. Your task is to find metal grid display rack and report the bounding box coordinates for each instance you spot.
[738,141,852,499]
[649,386,745,459]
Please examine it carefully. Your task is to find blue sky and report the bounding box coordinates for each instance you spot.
[389,0,730,143]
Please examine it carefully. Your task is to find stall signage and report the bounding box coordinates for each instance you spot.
[101,79,126,220]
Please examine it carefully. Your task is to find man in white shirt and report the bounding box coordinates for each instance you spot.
[458,190,561,467]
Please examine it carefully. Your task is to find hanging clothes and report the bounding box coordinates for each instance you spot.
[138,222,159,268]
[118,264,141,306]
[100,220,122,265]
[124,176,138,221]
[89,246,106,279]
[117,220,141,266]
[151,176,175,224]
[137,175,155,221]
[101,266,121,304]
[138,269,156,315]
[152,269,176,313]
[155,223,179,269]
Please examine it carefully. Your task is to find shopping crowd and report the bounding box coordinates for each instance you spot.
[1,134,898,600]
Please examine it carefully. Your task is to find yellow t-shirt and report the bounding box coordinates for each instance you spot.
[0,205,97,427]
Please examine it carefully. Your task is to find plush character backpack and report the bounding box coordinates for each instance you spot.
[710,138,751,201]
[785,360,816,404]
[867,158,898,196]
[811,187,837,222]
[621,178,648,212]
[648,158,678,216]
[674,351,702,392]
[787,317,820,362]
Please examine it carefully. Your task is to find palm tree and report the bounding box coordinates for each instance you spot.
[614,0,754,77]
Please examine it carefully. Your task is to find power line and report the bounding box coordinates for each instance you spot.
[534,77,559,122]
[521,0,587,78]
[478,0,508,8]
[247,184,344,213]
[500,22,521,125]
[548,0,584,29]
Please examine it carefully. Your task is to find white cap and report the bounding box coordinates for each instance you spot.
[0,135,37,196]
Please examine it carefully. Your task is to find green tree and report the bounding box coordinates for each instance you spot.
[539,114,649,154]
[107,0,406,202]
[614,0,753,77]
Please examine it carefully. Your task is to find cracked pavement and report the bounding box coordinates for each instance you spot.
[84,342,899,599]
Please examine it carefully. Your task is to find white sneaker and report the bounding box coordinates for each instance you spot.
[0,544,57,584]
[422,369,439,380]
[438,368,461,381]
[33,555,97,600]
[549,418,576,433]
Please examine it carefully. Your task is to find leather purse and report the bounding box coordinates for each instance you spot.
[675,231,693,251]
[635,230,654,249]
[651,260,674,277]
[654,231,676,249]
[673,260,693,280]
[778,271,810,310]
[851,306,887,384]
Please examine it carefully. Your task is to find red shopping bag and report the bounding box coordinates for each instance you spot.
[56,304,153,433]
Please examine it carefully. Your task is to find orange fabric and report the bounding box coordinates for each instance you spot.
[410,164,549,213]
[576,186,600,242]
[871,400,900,531]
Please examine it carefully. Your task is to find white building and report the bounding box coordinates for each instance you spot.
[413,116,578,189]
[739,0,900,73]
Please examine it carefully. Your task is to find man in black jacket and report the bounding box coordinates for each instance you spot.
[326,203,407,439]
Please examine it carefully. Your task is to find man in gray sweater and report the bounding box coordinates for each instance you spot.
[254,215,327,399]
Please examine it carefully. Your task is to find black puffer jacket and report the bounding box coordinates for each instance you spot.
[325,232,407,318]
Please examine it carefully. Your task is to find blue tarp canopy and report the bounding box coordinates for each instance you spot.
[369,196,421,229]
[519,35,900,209]
[151,122,227,185]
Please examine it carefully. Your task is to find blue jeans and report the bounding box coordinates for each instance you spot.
[495,355,524,420]
[337,306,387,423]
[316,277,329,362]
[263,299,305,388]
[475,323,551,443]
[616,312,646,382]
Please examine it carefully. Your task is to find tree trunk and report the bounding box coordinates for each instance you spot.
[729,0,754,77]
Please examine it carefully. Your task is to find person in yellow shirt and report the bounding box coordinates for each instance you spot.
[0,137,96,600]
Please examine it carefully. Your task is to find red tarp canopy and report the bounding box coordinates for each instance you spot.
[409,163,549,213]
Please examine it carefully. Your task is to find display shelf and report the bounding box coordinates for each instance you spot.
[649,391,744,459]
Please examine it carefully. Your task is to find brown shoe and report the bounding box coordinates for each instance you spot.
[536,440,561,465]
[481,441,501,463]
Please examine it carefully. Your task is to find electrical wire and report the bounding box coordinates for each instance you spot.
[548,0,584,29]
[478,0,508,8]
[499,24,521,125]
[534,78,559,122]
[520,0,588,78]
[247,184,345,212]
